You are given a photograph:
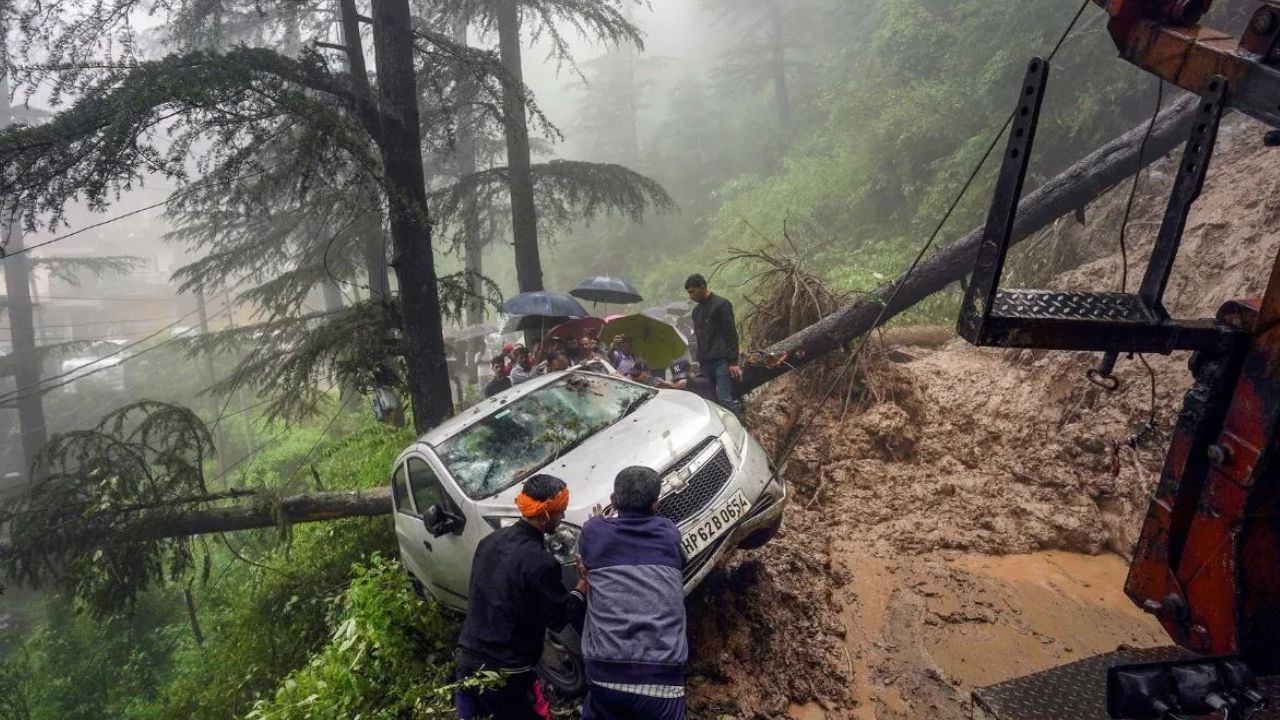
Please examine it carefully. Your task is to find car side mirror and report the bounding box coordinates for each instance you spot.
[426,505,465,537]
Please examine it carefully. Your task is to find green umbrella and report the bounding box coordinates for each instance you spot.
[599,313,688,368]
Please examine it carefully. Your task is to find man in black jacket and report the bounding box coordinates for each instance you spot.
[454,474,588,720]
[686,273,741,415]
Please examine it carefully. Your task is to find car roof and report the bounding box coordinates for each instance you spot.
[410,369,627,450]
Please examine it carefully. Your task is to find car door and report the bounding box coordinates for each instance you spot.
[401,453,475,606]
[391,461,432,588]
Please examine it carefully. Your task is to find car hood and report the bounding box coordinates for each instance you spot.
[473,389,727,520]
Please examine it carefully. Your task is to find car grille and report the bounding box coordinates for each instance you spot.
[657,445,733,525]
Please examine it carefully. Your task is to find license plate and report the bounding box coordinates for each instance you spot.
[680,489,752,558]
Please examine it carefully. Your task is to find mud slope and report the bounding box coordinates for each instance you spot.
[686,118,1280,719]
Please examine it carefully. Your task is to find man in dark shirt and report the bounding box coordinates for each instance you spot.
[685,273,741,414]
[484,356,513,398]
[454,474,588,720]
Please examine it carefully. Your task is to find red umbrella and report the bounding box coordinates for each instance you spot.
[545,316,605,342]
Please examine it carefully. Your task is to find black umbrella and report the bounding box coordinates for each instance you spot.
[501,291,589,318]
[569,276,644,305]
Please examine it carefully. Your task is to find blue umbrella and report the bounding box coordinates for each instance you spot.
[500,291,589,318]
[569,276,644,305]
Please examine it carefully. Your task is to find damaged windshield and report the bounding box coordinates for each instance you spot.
[435,373,656,498]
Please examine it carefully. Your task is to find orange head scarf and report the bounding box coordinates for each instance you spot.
[516,486,570,520]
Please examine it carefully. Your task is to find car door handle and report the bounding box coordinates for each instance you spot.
[422,539,433,552]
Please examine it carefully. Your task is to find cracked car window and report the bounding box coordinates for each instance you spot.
[435,374,655,499]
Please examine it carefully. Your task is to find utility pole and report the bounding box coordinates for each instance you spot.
[224,288,255,455]
[195,289,231,465]
[1,53,49,479]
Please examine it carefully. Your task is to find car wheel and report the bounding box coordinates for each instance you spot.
[737,516,783,550]
[536,627,586,697]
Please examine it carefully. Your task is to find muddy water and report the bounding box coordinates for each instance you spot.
[798,549,1167,720]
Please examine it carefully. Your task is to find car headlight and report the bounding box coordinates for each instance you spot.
[715,404,749,453]
[544,523,581,565]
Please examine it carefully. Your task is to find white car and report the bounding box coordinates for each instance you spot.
[390,368,785,693]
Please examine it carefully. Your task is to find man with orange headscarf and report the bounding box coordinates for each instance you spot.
[454,474,588,720]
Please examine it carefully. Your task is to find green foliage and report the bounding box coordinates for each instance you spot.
[2,413,414,720]
[246,554,464,720]
[4,593,184,720]
[2,401,215,616]
[0,651,32,720]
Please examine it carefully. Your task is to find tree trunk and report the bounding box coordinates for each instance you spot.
[0,488,393,562]
[454,20,486,329]
[370,0,454,431]
[496,0,543,293]
[336,0,393,308]
[767,0,791,133]
[1,64,48,481]
[737,93,1201,393]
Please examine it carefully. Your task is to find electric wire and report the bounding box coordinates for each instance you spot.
[0,306,203,403]
[769,0,1094,473]
[0,314,181,330]
[1118,78,1165,293]
[1115,78,1167,446]
[0,161,291,259]
[0,304,229,404]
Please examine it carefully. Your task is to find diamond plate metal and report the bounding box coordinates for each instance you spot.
[972,647,1280,719]
[992,290,1155,323]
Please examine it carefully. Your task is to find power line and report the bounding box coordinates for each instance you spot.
[33,295,198,303]
[0,303,230,404]
[0,162,290,259]
[772,0,1093,473]
[1,327,193,342]
[0,314,182,330]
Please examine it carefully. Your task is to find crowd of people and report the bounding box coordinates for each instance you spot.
[482,325,694,398]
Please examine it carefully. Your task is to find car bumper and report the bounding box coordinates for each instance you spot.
[680,453,787,594]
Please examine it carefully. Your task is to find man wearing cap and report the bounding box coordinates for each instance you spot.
[580,467,687,720]
[454,474,588,720]
[666,359,691,391]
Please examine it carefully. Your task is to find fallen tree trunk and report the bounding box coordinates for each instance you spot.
[739,93,1201,393]
[118,486,393,540]
[0,487,392,562]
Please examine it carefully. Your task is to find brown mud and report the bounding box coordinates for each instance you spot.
[684,118,1280,718]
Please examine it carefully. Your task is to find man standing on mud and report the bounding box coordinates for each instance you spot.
[454,474,588,720]
[686,273,741,415]
[580,466,687,720]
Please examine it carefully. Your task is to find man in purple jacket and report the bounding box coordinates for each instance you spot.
[579,466,687,720]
